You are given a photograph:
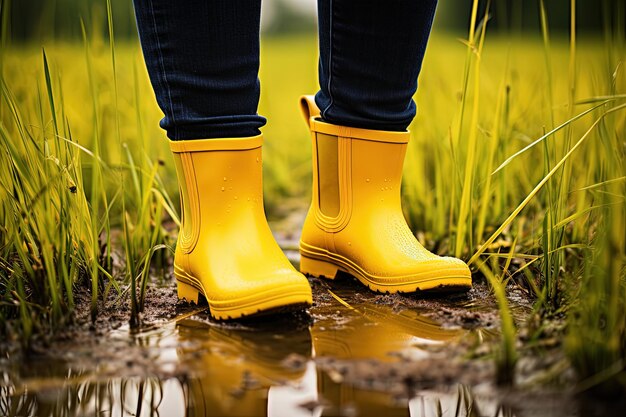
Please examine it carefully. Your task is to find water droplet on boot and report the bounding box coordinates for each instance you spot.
[221,187,225,191]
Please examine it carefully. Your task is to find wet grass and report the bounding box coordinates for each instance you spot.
[0,0,625,398]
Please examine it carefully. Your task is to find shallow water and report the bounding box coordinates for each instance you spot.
[0,208,602,417]
[2,274,589,417]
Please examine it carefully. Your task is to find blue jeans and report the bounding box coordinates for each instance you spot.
[133,0,437,140]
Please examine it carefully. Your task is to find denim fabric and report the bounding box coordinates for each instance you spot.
[133,0,265,140]
[316,0,438,132]
[133,0,437,139]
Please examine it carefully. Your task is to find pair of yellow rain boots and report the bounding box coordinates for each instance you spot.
[170,97,471,319]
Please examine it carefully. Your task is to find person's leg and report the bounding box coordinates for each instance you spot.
[299,0,471,293]
[133,0,265,139]
[133,0,312,318]
[315,0,437,132]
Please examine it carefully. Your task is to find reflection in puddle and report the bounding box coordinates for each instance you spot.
[2,282,520,417]
[177,317,314,416]
[314,288,464,360]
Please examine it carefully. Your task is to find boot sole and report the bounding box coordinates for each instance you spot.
[175,269,312,320]
[300,242,471,294]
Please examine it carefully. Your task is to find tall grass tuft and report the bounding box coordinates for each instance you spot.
[566,144,625,394]
[0,52,98,342]
[403,0,625,392]
[565,0,626,388]
[0,0,175,341]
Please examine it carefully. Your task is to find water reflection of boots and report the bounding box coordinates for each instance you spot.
[311,297,464,416]
[176,317,313,417]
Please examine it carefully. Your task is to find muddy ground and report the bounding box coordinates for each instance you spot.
[1,273,603,417]
[1,203,623,416]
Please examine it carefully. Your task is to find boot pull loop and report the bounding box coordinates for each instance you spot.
[299,95,321,128]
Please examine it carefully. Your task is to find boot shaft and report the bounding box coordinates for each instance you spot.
[300,96,410,233]
[170,135,265,254]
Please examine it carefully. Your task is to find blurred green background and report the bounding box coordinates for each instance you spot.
[4,0,624,41]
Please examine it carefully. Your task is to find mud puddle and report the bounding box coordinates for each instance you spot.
[0,203,609,416]
[1,274,589,417]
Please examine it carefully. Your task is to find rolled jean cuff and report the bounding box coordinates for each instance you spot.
[314,93,416,132]
[162,115,266,140]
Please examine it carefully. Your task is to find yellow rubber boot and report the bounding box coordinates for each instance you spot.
[170,135,312,319]
[298,96,471,293]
